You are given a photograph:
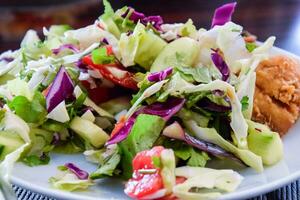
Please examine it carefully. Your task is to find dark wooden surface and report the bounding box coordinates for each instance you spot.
[1,0,300,55]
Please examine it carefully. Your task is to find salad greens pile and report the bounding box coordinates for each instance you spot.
[0,1,284,199]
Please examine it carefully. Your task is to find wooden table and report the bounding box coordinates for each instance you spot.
[1,0,300,55]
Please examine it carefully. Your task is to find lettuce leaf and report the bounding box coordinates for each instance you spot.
[173,166,243,200]
[0,111,31,200]
[184,120,263,172]
[8,92,47,124]
[49,167,93,191]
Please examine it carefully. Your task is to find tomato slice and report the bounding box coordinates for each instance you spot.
[125,172,164,199]
[125,146,165,199]
[81,55,138,90]
[132,146,164,170]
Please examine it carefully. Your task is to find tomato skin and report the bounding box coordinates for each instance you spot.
[125,146,165,199]
[132,146,164,171]
[81,55,138,90]
[125,172,164,199]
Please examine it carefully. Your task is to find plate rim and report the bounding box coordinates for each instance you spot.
[11,45,300,200]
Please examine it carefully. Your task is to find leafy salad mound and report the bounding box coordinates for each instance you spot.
[0,1,283,199]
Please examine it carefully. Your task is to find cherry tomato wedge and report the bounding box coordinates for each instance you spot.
[132,146,164,170]
[125,146,165,199]
[81,55,138,90]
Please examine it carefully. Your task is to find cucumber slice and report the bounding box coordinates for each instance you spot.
[150,37,200,72]
[70,116,109,148]
[134,31,167,70]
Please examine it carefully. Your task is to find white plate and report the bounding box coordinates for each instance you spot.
[11,46,300,200]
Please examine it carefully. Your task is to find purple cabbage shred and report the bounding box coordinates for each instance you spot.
[64,163,89,180]
[106,97,185,145]
[148,67,173,82]
[52,44,79,55]
[211,49,230,81]
[211,2,237,28]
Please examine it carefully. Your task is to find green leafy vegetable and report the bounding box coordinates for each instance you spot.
[91,47,115,64]
[22,154,50,167]
[165,141,209,167]
[90,153,121,179]
[240,96,249,111]
[8,92,47,124]
[179,19,197,37]
[245,42,257,52]
[119,114,166,178]
[176,66,212,84]
[49,167,93,191]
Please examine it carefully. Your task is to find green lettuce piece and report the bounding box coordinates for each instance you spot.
[6,78,33,100]
[90,153,121,179]
[173,166,243,200]
[163,73,248,149]
[22,154,50,167]
[179,19,197,37]
[100,0,121,38]
[22,128,54,167]
[176,66,212,84]
[164,140,210,167]
[91,47,115,64]
[8,92,47,124]
[0,111,31,199]
[49,167,93,191]
[184,120,263,172]
[119,114,166,178]
[119,22,166,68]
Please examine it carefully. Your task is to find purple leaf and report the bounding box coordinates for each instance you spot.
[211,50,230,81]
[52,44,79,55]
[46,66,74,112]
[163,121,244,165]
[106,97,185,145]
[64,163,89,180]
[211,2,237,28]
[148,67,173,82]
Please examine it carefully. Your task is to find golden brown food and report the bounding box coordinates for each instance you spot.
[252,56,300,136]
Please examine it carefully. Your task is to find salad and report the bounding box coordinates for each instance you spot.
[0,1,284,199]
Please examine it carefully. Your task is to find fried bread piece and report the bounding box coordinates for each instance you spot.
[252,56,300,136]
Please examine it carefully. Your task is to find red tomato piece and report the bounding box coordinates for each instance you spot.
[125,146,165,199]
[81,55,138,90]
[125,172,164,199]
[132,146,164,170]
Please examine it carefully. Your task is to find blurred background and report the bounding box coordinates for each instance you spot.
[1,0,300,54]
